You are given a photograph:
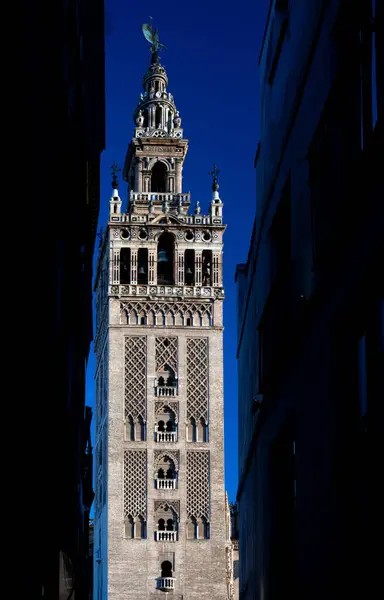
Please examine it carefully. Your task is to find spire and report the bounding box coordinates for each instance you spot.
[132,19,183,140]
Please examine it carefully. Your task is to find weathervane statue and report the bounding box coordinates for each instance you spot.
[142,17,167,63]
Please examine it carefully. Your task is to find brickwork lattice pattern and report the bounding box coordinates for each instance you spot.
[155,337,178,374]
[186,337,209,422]
[124,450,147,519]
[124,336,147,421]
[186,450,210,520]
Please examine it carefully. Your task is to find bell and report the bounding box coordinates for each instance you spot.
[138,266,146,275]
[186,267,192,275]
[158,249,168,263]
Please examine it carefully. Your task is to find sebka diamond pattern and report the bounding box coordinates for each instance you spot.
[186,337,209,422]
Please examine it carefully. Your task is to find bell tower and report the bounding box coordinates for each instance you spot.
[94,20,229,600]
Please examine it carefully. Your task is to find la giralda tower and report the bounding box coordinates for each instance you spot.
[94,20,229,600]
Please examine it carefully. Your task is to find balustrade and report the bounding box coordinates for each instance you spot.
[155,430,177,443]
[155,385,176,397]
[157,577,175,590]
[156,478,177,490]
[155,531,177,542]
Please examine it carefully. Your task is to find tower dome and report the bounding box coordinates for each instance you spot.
[132,54,182,140]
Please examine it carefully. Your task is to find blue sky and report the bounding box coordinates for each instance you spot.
[86,0,270,503]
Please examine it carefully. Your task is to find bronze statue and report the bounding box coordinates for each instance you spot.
[142,17,167,62]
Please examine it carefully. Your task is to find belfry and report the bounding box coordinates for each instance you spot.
[94,20,230,599]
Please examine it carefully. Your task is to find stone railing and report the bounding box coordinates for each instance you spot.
[156,478,177,490]
[155,531,177,542]
[157,577,176,590]
[109,210,223,226]
[155,431,177,443]
[155,386,177,397]
[130,191,190,204]
[110,284,225,300]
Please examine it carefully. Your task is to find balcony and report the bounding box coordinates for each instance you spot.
[155,430,177,443]
[156,478,177,490]
[157,577,176,590]
[155,531,177,542]
[155,385,177,397]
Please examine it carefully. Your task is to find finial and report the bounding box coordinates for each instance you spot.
[209,164,220,191]
[162,196,169,214]
[142,17,167,64]
[194,201,201,215]
[111,161,120,189]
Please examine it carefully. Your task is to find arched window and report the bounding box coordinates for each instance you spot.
[187,417,197,442]
[166,519,174,531]
[198,516,209,539]
[125,516,134,539]
[135,516,146,539]
[137,248,148,284]
[151,161,167,193]
[166,374,175,387]
[202,250,212,286]
[120,248,130,284]
[158,519,165,531]
[185,249,195,285]
[135,416,145,441]
[156,456,176,481]
[158,377,165,387]
[143,109,148,128]
[161,561,173,578]
[127,415,134,441]
[187,517,197,539]
[157,232,174,284]
[197,417,207,442]
[155,105,162,128]
[166,420,173,432]
[158,420,165,432]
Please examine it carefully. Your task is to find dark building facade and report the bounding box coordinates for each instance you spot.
[236,1,382,599]
[17,0,105,598]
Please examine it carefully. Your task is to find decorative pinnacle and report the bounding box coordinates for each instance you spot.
[111,161,120,189]
[209,164,220,191]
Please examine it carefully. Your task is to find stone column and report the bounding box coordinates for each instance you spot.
[175,158,182,193]
[137,159,143,193]
[150,104,155,128]
[148,249,156,285]
[112,250,120,284]
[161,105,165,129]
[130,249,138,284]
[195,250,202,286]
[177,250,184,285]
[165,107,169,132]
